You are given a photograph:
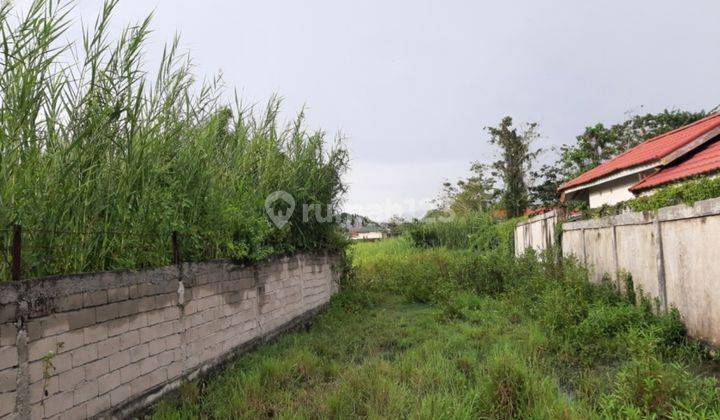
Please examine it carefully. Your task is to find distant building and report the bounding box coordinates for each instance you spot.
[349,224,386,241]
[559,113,720,208]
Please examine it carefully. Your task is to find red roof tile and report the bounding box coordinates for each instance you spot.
[559,113,720,191]
[630,138,720,192]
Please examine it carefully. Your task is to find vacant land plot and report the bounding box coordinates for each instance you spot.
[153,238,720,419]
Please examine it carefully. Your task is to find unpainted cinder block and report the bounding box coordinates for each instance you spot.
[98,370,121,395]
[117,300,139,318]
[86,393,111,417]
[0,324,16,347]
[128,372,150,396]
[106,317,129,338]
[107,287,129,303]
[83,324,108,344]
[107,350,130,372]
[67,308,96,331]
[128,344,148,364]
[55,294,83,312]
[119,363,140,385]
[58,401,87,420]
[110,383,130,406]
[96,303,119,323]
[0,346,18,370]
[29,374,58,403]
[84,358,109,380]
[71,343,98,368]
[148,338,166,356]
[137,296,156,313]
[0,369,16,393]
[13,253,339,419]
[73,379,98,404]
[42,391,74,417]
[0,391,15,417]
[97,336,119,359]
[145,309,165,326]
[58,365,85,390]
[154,293,177,309]
[139,356,159,376]
[83,290,108,307]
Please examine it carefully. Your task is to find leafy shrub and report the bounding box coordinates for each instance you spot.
[628,175,720,212]
[600,356,720,418]
[571,304,646,362]
[471,250,515,296]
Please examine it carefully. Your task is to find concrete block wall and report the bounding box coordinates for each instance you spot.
[562,197,720,346]
[514,210,559,256]
[0,287,18,419]
[0,252,341,419]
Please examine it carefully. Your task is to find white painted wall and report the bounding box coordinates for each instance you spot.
[353,232,383,240]
[563,164,657,208]
[588,176,639,207]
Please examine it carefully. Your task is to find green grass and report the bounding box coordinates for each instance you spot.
[352,236,417,264]
[152,293,584,419]
[406,212,518,255]
[152,238,720,419]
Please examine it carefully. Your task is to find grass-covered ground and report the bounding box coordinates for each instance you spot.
[153,238,720,419]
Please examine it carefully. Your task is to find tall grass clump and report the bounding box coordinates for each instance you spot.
[407,212,516,254]
[0,0,348,281]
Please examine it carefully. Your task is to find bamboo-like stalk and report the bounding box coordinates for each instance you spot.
[0,0,348,281]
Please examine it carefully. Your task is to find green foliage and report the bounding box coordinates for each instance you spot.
[628,175,720,212]
[0,0,348,281]
[432,162,498,215]
[406,212,516,254]
[487,117,540,218]
[384,215,413,237]
[351,238,717,414]
[623,272,637,305]
[529,163,564,207]
[600,357,720,418]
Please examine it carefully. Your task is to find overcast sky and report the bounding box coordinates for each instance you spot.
[14,0,720,220]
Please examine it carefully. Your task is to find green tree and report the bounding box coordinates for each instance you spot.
[529,164,563,207]
[559,109,709,179]
[487,117,540,218]
[432,162,497,216]
[385,215,411,236]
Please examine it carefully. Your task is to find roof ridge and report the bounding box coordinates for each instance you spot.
[559,113,720,192]
[629,135,720,192]
[644,112,720,144]
[571,114,720,173]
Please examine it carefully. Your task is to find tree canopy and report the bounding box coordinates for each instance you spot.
[432,109,713,216]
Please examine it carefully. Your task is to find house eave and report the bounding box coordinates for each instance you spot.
[561,162,660,195]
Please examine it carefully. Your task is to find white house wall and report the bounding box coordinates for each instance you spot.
[588,174,645,208]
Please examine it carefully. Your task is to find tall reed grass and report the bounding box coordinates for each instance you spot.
[0,0,348,281]
[407,212,516,255]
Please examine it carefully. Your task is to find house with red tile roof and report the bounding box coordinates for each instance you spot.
[558,113,720,208]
